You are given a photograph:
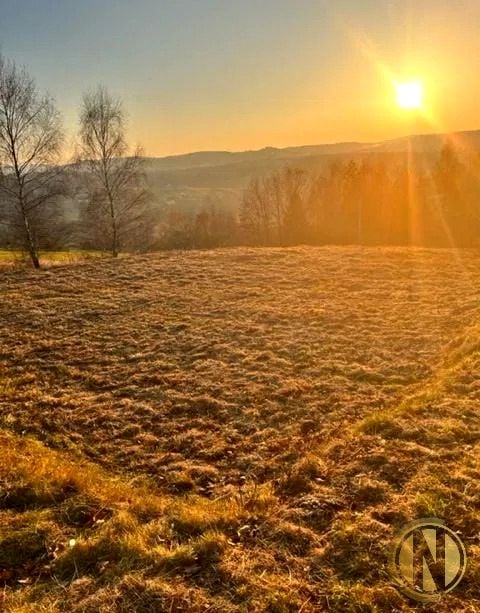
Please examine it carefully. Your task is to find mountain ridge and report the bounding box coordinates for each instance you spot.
[145,129,480,172]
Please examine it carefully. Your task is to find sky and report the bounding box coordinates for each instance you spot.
[1,0,480,156]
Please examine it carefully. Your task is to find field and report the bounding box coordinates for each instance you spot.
[2,246,480,612]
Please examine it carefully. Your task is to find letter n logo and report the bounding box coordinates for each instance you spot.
[389,518,467,603]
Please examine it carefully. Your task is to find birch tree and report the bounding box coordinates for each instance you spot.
[0,54,64,268]
[78,86,150,257]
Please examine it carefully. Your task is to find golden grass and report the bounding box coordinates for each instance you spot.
[0,430,284,611]
[0,250,106,268]
[2,246,480,611]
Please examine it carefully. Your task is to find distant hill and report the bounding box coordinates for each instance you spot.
[371,130,480,154]
[144,129,480,212]
[145,141,370,171]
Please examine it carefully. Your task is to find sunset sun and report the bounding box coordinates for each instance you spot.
[395,80,423,110]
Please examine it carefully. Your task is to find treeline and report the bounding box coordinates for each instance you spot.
[160,147,480,250]
[239,148,480,248]
[155,197,239,250]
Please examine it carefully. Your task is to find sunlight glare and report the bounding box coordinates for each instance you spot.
[395,80,423,110]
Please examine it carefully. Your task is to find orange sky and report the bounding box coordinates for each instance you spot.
[2,1,480,156]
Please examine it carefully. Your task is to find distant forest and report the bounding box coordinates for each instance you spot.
[163,144,480,249]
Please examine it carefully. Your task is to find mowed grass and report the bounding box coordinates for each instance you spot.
[1,246,480,611]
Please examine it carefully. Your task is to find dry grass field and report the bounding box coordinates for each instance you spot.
[2,246,480,612]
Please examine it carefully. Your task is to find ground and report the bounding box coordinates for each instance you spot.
[1,246,480,612]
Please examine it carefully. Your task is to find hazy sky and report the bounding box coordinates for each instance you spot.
[2,0,480,156]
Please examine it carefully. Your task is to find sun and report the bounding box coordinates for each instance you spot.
[395,80,423,110]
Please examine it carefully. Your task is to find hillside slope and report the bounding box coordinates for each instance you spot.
[2,247,480,611]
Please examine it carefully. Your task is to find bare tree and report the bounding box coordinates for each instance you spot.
[239,177,274,244]
[77,86,150,257]
[239,167,310,246]
[0,54,64,268]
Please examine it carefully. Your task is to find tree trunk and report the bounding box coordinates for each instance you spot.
[105,173,119,258]
[110,210,118,257]
[23,214,40,269]
[29,247,41,269]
